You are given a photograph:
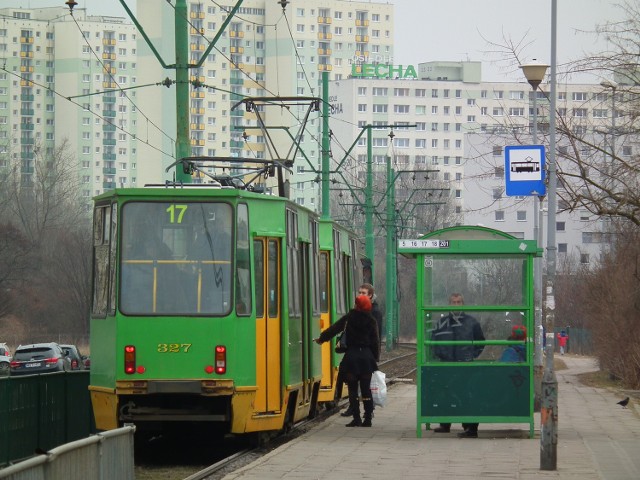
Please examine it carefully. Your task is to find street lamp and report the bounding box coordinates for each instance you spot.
[520,60,549,413]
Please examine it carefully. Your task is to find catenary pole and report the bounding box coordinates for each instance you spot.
[321,72,330,219]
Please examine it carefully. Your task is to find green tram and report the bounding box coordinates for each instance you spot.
[89,183,360,440]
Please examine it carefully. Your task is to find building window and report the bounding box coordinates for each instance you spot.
[556,221,565,231]
[517,211,527,221]
[580,253,590,264]
[495,210,505,221]
[558,243,568,253]
[493,188,503,200]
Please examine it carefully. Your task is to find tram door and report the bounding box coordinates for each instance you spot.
[254,237,282,413]
[319,251,332,388]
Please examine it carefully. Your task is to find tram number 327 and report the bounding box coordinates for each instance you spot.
[157,343,192,353]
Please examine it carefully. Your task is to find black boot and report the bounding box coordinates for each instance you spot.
[362,398,374,427]
[346,402,362,427]
[340,405,354,417]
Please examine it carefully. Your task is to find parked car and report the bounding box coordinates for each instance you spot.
[0,343,11,376]
[9,342,71,376]
[60,344,86,371]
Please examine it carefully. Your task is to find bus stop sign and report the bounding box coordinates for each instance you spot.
[504,145,546,196]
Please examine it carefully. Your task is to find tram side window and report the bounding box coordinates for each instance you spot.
[319,252,329,313]
[254,240,264,317]
[235,204,251,316]
[92,204,112,317]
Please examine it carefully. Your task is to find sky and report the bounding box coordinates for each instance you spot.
[22,0,625,82]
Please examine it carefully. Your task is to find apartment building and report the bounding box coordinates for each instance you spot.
[135,0,394,206]
[330,60,628,262]
[0,7,138,209]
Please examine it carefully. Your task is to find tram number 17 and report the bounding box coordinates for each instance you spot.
[166,204,188,224]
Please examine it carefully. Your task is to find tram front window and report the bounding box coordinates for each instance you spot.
[120,202,233,315]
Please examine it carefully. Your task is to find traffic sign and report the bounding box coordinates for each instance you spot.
[504,145,546,196]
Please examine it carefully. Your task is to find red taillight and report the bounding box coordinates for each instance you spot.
[45,358,58,365]
[10,361,19,368]
[124,345,136,374]
[214,345,226,374]
[71,359,79,368]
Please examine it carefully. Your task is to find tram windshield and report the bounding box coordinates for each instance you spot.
[120,201,233,315]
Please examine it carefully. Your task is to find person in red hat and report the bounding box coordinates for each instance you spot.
[314,294,380,427]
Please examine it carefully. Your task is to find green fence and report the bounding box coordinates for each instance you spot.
[0,371,95,467]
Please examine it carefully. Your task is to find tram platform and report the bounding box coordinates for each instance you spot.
[222,355,640,479]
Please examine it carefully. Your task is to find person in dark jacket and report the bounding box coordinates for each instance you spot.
[359,283,383,347]
[315,294,380,427]
[339,283,384,418]
[431,292,485,438]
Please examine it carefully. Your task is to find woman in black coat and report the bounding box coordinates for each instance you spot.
[314,295,380,427]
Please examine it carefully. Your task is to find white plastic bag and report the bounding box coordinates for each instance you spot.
[370,370,387,407]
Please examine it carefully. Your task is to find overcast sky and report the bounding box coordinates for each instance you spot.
[23,0,624,82]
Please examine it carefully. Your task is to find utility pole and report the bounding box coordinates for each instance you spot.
[321,72,331,220]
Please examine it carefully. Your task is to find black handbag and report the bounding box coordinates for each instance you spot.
[335,323,347,353]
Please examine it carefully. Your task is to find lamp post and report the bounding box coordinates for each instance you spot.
[539,0,559,470]
[520,60,549,413]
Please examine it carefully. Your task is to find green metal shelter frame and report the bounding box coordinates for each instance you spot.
[398,226,542,438]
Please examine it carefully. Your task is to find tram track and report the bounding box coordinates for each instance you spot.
[137,344,418,480]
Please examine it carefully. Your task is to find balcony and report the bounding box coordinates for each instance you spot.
[230,140,244,148]
[103,123,116,132]
[103,96,117,104]
[190,43,205,51]
[20,152,34,160]
[102,38,116,45]
[20,36,34,44]
[20,137,35,145]
[190,91,205,98]
[317,16,332,24]
[230,110,244,117]
[189,11,205,19]
[231,63,245,70]
[103,139,117,146]
[21,166,35,174]
[317,32,332,40]
[318,64,333,71]
[103,182,116,190]
[19,66,34,73]
[102,153,116,161]
[103,82,117,89]
[355,35,369,43]
[19,51,34,58]
[20,123,34,130]
[190,27,204,35]
[19,80,34,87]
[190,107,205,115]
[230,46,244,54]
[229,30,244,38]
[20,109,34,116]
[20,94,34,101]
[355,19,370,27]
[318,48,332,56]
[230,77,244,85]
[102,167,117,175]
[189,123,205,130]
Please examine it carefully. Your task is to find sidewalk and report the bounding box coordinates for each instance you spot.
[223,356,640,479]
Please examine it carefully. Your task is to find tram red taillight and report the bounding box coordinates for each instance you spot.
[215,345,226,374]
[124,345,136,374]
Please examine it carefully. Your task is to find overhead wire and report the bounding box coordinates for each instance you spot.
[0,67,175,159]
[67,10,175,147]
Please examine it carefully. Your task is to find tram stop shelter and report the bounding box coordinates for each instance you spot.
[398,226,542,438]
